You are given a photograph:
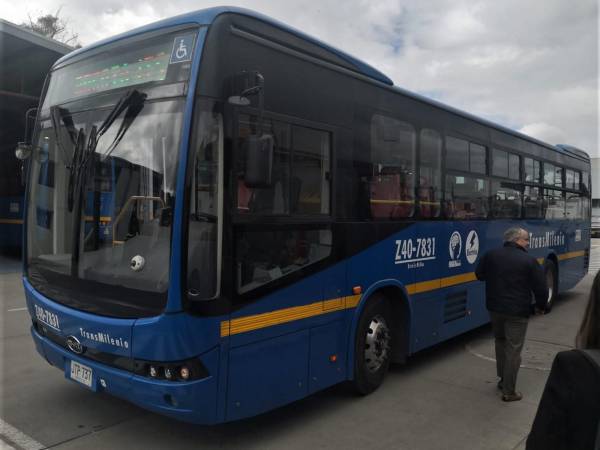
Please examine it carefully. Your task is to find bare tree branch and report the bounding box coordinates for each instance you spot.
[20,8,80,47]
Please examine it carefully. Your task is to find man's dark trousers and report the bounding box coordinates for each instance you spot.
[490,311,528,395]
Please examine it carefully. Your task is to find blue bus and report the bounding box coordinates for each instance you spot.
[21,7,591,424]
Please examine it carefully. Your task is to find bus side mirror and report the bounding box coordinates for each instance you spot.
[244,134,274,188]
[14,107,38,160]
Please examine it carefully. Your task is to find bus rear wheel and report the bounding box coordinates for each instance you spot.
[353,295,392,395]
[544,261,558,313]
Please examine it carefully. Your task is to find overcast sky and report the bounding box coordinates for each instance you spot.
[2,0,598,157]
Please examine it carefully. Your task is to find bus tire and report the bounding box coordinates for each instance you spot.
[544,260,558,313]
[353,294,392,395]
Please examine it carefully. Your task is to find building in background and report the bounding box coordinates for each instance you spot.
[0,19,72,254]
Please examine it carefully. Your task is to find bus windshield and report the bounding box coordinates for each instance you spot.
[26,93,184,318]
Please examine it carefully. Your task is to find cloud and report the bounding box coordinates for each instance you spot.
[2,0,598,156]
[518,123,567,146]
[93,4,162,43]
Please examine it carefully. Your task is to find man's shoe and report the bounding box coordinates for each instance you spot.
[502,391,523,402]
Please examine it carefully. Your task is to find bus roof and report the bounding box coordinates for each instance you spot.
[53,6,393,86]
[386,83,590,163]
[53,7,589,164]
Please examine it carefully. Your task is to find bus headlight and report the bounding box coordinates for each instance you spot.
[137,358,208,382]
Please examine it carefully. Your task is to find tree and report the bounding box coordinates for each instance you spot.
[21,8,81,48]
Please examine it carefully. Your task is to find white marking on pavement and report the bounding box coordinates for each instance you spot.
[0,419,44,450]
[7,308,27,312]
[465,344,551,371]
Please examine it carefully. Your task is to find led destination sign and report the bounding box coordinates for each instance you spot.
[43,30,197,107]
[73,52,169,97]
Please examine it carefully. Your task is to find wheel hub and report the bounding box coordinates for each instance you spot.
[364,314,390,373]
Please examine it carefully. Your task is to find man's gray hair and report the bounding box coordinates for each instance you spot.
[504,227,527,243]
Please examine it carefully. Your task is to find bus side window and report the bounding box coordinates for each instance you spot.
[236,116,289,215]
[523,186,544,218]
[444,175,488,219]
[236,228,332,293]
[524,157,541,183]
[566,193,583,219]
[544,189,565,219]
[491,180,522,218]
[369,115,415,219]
[291,125,331,215]
[419,129,441,218]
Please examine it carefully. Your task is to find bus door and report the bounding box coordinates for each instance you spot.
[226,114,339,420]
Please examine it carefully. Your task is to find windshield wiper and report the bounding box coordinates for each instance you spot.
[65,90,148,212]
[96,89,147,159]
[66,89,147,276]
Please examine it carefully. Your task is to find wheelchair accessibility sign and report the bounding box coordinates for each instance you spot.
[170,34,195,64]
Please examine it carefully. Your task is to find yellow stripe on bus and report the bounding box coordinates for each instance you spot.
[84,216,112,222]
[219,249,586,337]
[0,219,23,224]
[370,200,415,205]
[557,250,585,261]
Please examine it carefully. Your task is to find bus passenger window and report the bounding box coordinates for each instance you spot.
[491,181,522,218]
[235,117,331,217]
[236,228,332,293]
[554,166,563,188]
[236,116,290,215]
[544,189,565,219]
[523,186,543,218]
[291,126,330,215]
[446,137,468,171]
[524,158,541,183]
[566,193,583,219]
[543,163,555,186]
[509,154,520,180]
[369,115,415,219]
[492,149,509,178]
[419,129,441,218]
[582,171,590,194]
[566,169,575,189]
[444,175,488,219]
[469,143,486,174]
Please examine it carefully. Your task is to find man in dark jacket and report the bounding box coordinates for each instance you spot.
[475,227,548,402]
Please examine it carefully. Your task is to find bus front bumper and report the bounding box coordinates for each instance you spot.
[31,325,220,424]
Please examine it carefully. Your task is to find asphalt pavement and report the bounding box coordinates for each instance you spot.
[1,240,598,450]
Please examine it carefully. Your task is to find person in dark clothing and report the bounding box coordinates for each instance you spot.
[526,270,600,450]
[475,227,548,401]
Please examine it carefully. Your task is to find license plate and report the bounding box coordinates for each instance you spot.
[70,360,93,388]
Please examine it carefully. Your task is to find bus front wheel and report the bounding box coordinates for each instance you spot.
[353,294,392,395]
[544,261,558,313]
